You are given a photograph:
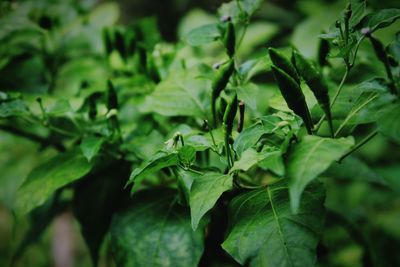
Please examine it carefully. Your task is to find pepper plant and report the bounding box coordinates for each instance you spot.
[1,0,400,266]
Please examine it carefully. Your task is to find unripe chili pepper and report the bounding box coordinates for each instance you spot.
[318,38,330,67]
[219,97,228,119]
[114,29,126,59]
[223,94,238,136]
[223,93,238,166]
[268,48,300,84]
[237,101,245,132]
[369,36,396,94]
[271,66,313,134]
[102,28,113,56]
[138,45,147,73]
[224,20,235,58]
[211,60,235,127]
[292,50,333,137]
[88,94,97,120]
[107,80,118,110]
[147,52,160,83]
[344,3,352,44]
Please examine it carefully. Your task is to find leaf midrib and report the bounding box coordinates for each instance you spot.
[267,186,294,267]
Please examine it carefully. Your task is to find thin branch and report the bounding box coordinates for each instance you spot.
[0,124,65,151]
[338,130,378,163]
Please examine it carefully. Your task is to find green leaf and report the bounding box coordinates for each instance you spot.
[73,161,131,266]
[286,136,354,213]
[0,99,30,118]
[80,135,104,162]
[234,113,295,156]
[15,149,94,215]
[110,189,205,267]
[236,83,259,110]
[375,165,400,194]
[258,150,285,176]
[222,180,325,266]
[141,72,209,118]
[176,168,199,204]
[233,123,265,156]
[178,145,196,167]
[357,9,400,32]
[13,194,67,262]
[350,0,367,28]
[239,55,272,82]
[230,148,282,174]
[189,172,232,230]
[376,102,400,144]
[127,151,179,188]
[46,99,73,116]
[334,89,383,135]
[88,2,119,28]
[241,0,264,17]
[183,23,221,46]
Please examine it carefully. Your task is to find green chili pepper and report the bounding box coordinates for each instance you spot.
[147,52,160,83]
[237,101,245,132]
[271,66,313,134]
[224,21,235,58]
[292,50,333,137]
[223,93,238,167]
[114,29,126,59]
[135,45,147,74]
[223,93,238,134]
[211,60,235,127]
[369,36,396,94]
[102,28,113,56]
[344,3,352,45]
[219,97,228,120]
[268,48,300,84]
[318,37,330,67]
[107,80,118,110]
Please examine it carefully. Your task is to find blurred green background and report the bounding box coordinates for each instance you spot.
[1,0,400,266]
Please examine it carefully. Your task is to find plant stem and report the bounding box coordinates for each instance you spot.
[315,66,350,132]
[334,94,379,137]
[0,124,65,151]
[338,130,378,163]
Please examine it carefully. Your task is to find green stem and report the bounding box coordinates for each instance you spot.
[334,94,379,137]
[0,124,65,151]
[338,130,378,163]
[315,66,350,132]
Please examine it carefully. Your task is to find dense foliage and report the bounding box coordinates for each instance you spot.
[1,0,400,266]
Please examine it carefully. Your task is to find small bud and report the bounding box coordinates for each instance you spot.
[361,27,371,37]
[221,15,231,22]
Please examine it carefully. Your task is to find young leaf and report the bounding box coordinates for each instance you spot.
[127,151,179,188]
[357,9,400,32]
[376,102,400,144]
[15,149,94,215]
[183,23,221,46]
[110,189,205,267]
[233,122,265,156]
[178,145,196,167]
[230,148,282,174]
[222,180,325,266]
[141,72,209,118]
[350,0,367,28]
[80,135,104,162]
[258,150,285,176]
[189,172,232,230]
[286,136,354,213]
[0,99,29,118]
